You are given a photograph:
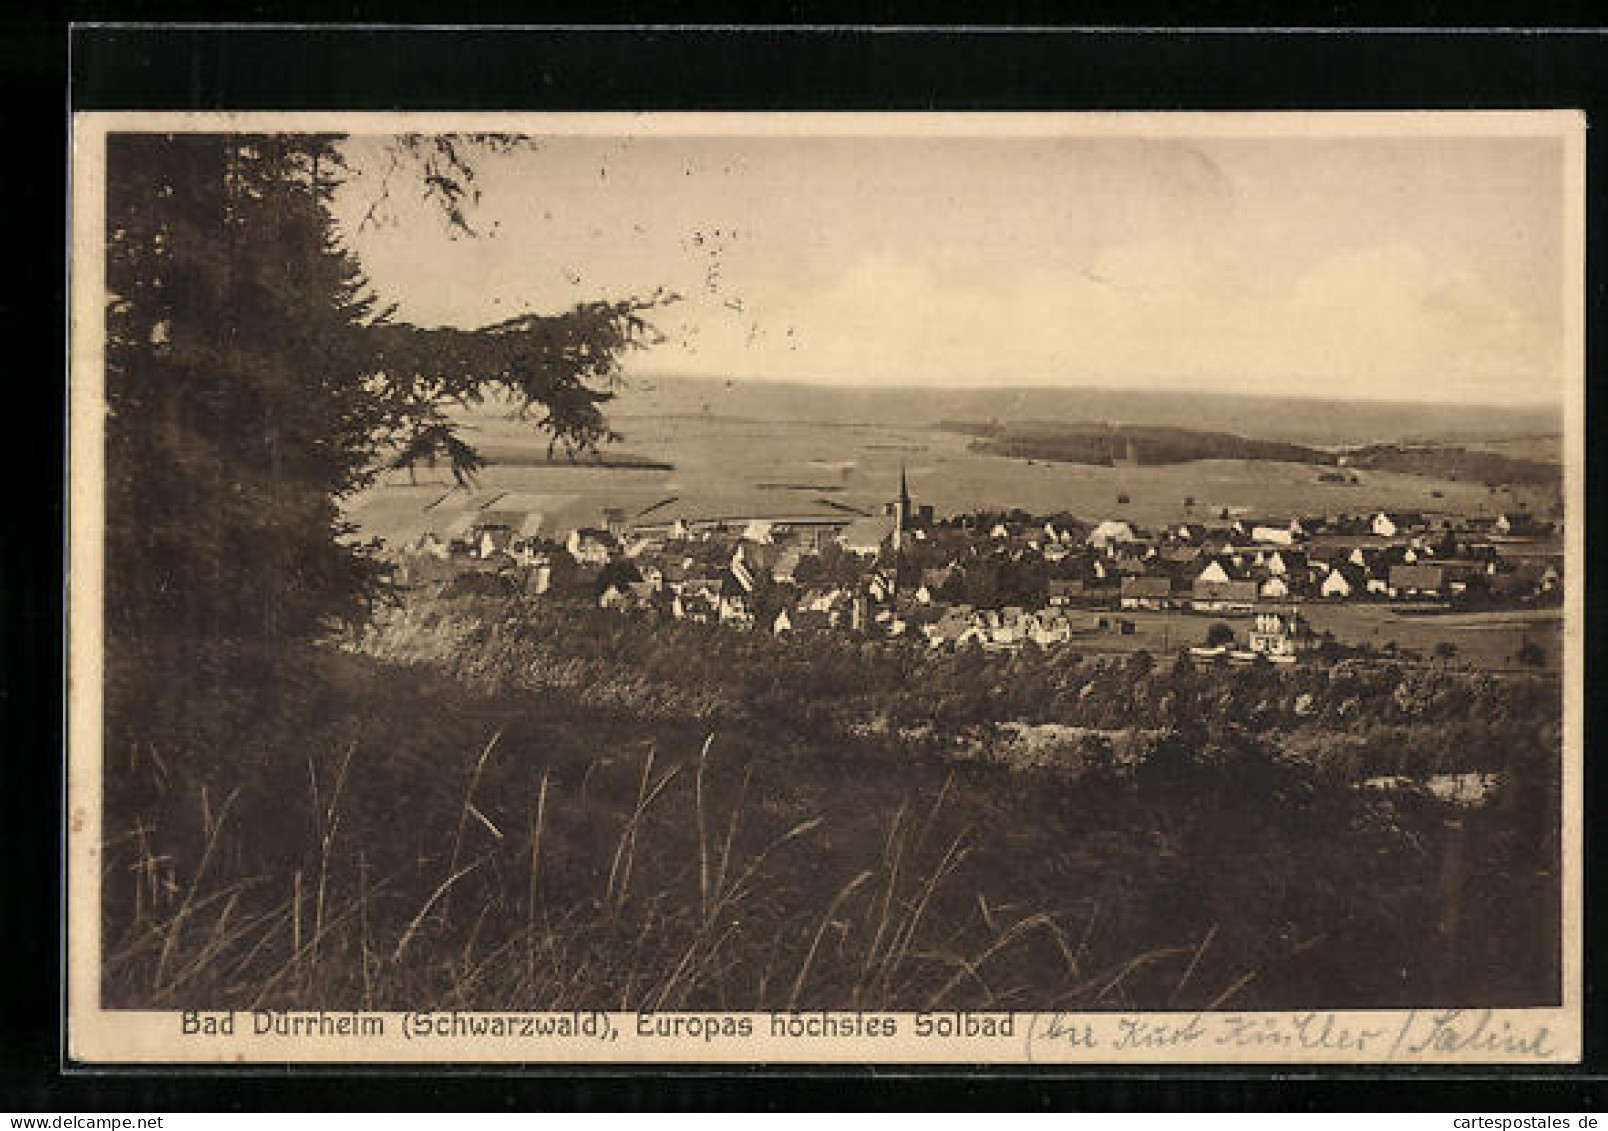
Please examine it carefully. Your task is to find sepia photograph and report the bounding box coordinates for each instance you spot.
[67,111,1582,1064]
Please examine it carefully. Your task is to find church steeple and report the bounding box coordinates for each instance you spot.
[892,462,912,554]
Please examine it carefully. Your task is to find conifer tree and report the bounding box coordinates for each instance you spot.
[104,132,660,643]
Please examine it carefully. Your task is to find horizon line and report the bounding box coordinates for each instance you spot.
[619,369,1566,414]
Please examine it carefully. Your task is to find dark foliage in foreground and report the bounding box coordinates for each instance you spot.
[104,133,661,643]
[100,593,1561,1013]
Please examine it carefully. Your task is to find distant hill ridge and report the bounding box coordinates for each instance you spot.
[949,420,1330,467]
[614,372,1561,448]
[940,420,1559,488]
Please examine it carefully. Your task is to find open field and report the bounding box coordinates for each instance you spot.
[346,394,1534,544]
[1296,604,1562,670]
[1440,435,1563,464]
[1040,605,1561,672]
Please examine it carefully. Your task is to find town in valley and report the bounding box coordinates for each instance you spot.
[354,391,1564,678]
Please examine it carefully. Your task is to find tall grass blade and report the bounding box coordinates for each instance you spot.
[153,787,240,990]
[787,869,872,1010]
[392,859,484,963]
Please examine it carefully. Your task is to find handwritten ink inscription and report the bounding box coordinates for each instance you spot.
[1025,1009,1559,1062]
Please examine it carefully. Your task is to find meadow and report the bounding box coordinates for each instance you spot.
[347,399,1533,546]
[1052,605,1562,672]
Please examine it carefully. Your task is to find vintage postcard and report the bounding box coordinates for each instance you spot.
[68,111,1583,1064]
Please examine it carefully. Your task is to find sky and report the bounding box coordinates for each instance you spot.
[330,125,1569,406]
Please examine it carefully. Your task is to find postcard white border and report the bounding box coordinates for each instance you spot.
[67,110,1584,1065]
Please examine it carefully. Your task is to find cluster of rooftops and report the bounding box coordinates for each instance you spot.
[384,478,1561,657]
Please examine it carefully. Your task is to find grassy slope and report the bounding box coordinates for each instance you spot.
[99,593,1561,1014]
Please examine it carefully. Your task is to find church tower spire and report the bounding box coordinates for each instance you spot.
[892,462,912,554]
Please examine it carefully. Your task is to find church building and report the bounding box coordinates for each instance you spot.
[881,463,934,553]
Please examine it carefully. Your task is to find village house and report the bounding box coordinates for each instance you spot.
[1320,564,1365,599]
[599,580,657,613]
[1257,549,1303,576]
[671,588,719,624]
[1042,520,1082,545]
[1159,545,1205,569]
[919,604,982,648]
[1247,610,1317,664]
[838,516,893,557]
[1191,578,1258,614]
[566,527,617,567]
[1344,546,1400,592]
[1195,556,1245,586]
[1431,561,1486,595]
[1535,558,1564,592]
[1107,548,1149,576]
[1026,609,1077,646]
[1494,512,1551,538]
[866,570,899,603]
[1249,523,1297,546]
[1089,519,1139,548]
[728,550,759,594]
[1372,511,1427,539]
[1120,576,1174,611]
[718,585,756,629]
[799,586,845,614]
[1258,574,1293,600]
[677,575,725,603]
[452,509,523,558]
[1388,563,1448,600]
